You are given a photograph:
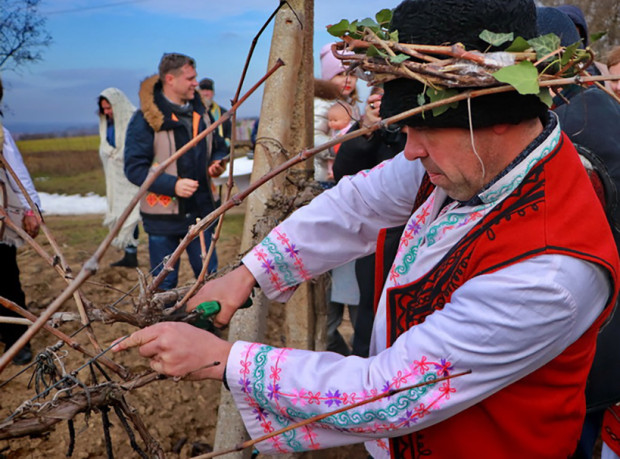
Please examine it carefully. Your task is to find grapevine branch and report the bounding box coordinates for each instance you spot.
[0,59,284,374]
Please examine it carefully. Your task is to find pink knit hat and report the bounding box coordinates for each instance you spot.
[320,42,349,81]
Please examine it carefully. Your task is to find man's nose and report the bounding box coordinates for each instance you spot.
[403,128,426,160]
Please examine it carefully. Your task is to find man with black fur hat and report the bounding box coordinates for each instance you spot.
[115,1,619,457]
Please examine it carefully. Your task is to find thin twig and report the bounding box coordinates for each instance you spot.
[0,161,99,353]
[0,297,128,378]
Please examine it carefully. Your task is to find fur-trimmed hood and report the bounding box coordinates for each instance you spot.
[138,74,206,132]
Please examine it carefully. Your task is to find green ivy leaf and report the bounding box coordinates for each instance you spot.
[367,45,388,58]
[492,61,540,95]
[560,42,580,66]
[590,31,606,44]
[390,53,410,64]
[347,20,363,40]
[528,33,561,62]
[505,36,531,53]
[389,30,399,42]
[536,88,553,108]
[327,19,350,37]
[479,30,514,48]
[375,8,392,26]
[358,17,379,31]
[426,87,459,116]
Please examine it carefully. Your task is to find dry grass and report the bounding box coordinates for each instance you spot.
[16,135,99,153]
[15,136,105,196]
[21,149,101,177]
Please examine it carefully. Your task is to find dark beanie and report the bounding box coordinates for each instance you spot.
[199,78,214,91]
[536,7,581,48]
[380,0,548,129]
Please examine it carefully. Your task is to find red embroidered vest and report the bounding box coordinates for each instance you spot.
[375,133,620,458]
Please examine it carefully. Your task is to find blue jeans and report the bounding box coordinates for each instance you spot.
[148,229,218,291]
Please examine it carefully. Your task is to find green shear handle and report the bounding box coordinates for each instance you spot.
[193,297,253,329]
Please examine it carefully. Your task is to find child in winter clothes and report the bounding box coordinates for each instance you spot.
[325,102,354,180]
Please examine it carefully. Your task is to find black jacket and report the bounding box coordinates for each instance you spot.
[333,121,406,183]
[553,85,620,411]
[125,75,228,235]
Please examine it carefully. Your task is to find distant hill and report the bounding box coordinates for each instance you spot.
[6,117,258,141]
[6,122,99,140]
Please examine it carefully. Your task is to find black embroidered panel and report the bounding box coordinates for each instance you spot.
[390,432,432,458]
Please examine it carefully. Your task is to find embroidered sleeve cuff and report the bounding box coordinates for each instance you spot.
[241,251,297,303]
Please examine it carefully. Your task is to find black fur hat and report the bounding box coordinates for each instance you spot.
[380,0,548,128]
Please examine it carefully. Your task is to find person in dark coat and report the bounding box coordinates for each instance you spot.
[538,8,620,458]
[125,53,228,290]
[198,77,232,148]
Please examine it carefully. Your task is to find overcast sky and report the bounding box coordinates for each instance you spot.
[1,0,400,133]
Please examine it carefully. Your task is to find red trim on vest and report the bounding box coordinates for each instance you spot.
[377,133,619,458]
[375,228,388,314]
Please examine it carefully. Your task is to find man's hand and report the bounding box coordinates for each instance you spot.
[208,159,226,178]
[186,264,256,328]
[22,213,41,239]
[112,322,232,381]
[363,93,383,127]
[175,178,199,198]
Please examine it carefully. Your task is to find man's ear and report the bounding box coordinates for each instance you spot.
[163,73,174,86]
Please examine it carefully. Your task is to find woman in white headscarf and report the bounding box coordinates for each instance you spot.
[98,87,141,267]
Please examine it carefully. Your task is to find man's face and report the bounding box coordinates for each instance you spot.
[199,88,214,104]
[165,64,198,104]
[403,125,493,201]
[100,99,113,121]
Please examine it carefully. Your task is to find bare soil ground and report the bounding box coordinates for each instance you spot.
[0,212,362,459]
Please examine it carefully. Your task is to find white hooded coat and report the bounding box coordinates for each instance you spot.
[98,87,140,248]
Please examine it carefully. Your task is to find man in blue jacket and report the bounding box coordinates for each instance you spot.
[125,53,228,290]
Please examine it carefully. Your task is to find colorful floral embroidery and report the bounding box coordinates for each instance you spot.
[251,246,285,293]
[352,157,392,179]
[425,207,487,246]
[275,228,310,281]
[388,197,436,284]
[234,343,458,453]
[252,227,311,293]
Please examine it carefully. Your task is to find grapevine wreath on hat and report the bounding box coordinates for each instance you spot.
[325,0,616,129]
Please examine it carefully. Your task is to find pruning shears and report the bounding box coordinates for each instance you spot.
[191,296,253,330]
